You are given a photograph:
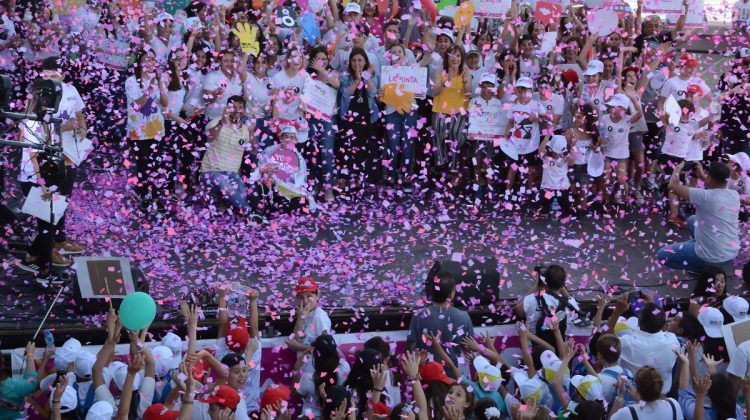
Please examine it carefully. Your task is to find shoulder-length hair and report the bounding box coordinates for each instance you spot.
[442,45,465,73]
[347,47,371,76]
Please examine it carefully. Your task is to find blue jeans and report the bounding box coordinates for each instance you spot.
[308,116,336,188]
[656,215,733,271]
[384,110,418,179]
[202,171,255,213]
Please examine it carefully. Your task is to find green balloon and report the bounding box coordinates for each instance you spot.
[119,292,157,331]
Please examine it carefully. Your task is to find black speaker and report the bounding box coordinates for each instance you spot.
[70,258,149,314]
[426,258,500,309]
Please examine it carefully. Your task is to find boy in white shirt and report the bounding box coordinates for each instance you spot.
[594,334,635,408]
[601,92,643,205]
[503,76,546,196]
[286,277,331,353]
[538,135,575,217]
[467,73,503,205]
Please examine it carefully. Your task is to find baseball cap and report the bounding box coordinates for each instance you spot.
[202,385,241,410]
[511,370,546,401]
[548,135,567,154]
[728,152,750,172]
[54,346,80,372]
[570,375,604,401]
[151,345,175,378]
[63,338,82,352]
[614,316,640,336]
[679,53,699,67]
[75,351,96,379]
[225,316,250,352]
[144,404,180,420]
[540,350,565,383]
[161,332,183,370]
[583,60,604,76]
[515,76,533,89]
[622,65,639,76]
[261,384,291,410]
[479,72,497,86]
[724,296,749,322]
[373,402,391,416]
[419,361,454,385]
[344,2,362,14]
[473,356,502,391]
[295,276,319,294]
[112,361,143,391]
[606,93,630,109]
[436,28,455,43]
[86,401,114,420]
[697,307,724,338]
[465,44,480,56]
[155,12,174,25]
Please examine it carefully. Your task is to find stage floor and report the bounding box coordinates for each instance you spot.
[2,169,750,327]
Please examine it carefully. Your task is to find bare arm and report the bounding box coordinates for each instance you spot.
[668,162,690,201]
[425,332,462,380]
[403,351,429,420]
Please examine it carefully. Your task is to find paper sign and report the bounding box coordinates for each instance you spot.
[539,32,558,54]
[722,318,750,358]
[381,66,428,99]
[89,35,130,70]
[643,0,683,13]
[468,103,505,141]
[268,148,300,181]
[299,11,321,45]
[665,95,682,126]
[382,84,416,114]
[587,9,619,36]
[534,0,562,26]
[667,0,704,27]
[302,79,337,122]
[62,137,94,166]
[604,0,632,18]
[22,187,69,225]
[454,1,475,28]
[472,0,513,17]
[275,5,297,28]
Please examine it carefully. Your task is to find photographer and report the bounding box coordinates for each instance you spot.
[515,264,580,349]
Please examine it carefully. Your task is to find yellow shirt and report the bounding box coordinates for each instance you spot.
[432,74,469,114]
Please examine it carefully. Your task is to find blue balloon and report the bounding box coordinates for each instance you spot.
[119,292,157,331]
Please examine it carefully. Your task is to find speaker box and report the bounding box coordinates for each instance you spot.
[71,257,149,314]
[426,258,500,309]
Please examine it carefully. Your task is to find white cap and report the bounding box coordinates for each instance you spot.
[479,72,497,86]
[473,356,502,391]
[465,44,480,56]
[344,2,362,14]
[436,28,455,43]
[75,351,96,380]
[280,124,298,135]
[570,375,604,401]
[728,152,750,172]
[515,76,533,89]
[86,401,114,420]
[39,373,58,393]
[540,350,565,383]
[161,333,183,369]
[111,361,143,391]
[63,338,82,352]
[511,370,547,400]
[614,316,640,336]
[548,135,568,154]
[155,12,174,25]
[606,93,630,109]
[583,60,604,76]
[698,307,725,338]
[53,385,78,413]
[724,296,749,322]
[54,346,80,372]
[587,150,604,177]
[151,345,175,378]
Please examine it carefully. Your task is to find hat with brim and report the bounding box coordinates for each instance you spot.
[697,306,724,338]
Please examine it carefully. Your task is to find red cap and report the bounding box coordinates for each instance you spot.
[679,53,698,67]
[408,41,423,51]
[373,402,391,416]
[295,277,319,294]
[561,69,579,86]
[260,384,291,410]
[201,385,241,410]
[225,316,249,352]
[622,66,639,76]
[687,84,703,95]
[419,361,454,385]
[143,404,180,420]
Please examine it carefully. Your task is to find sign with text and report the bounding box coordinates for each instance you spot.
[643,0,683,14]
[468,102,504,141]
[472,0,513,17]
[534,0,563,26]
[381,66,428,99]
[268,148,300,181]
[667,0,704,27]
[302,79,337,122]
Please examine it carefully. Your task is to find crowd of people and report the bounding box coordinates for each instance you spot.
[1,267,750,420]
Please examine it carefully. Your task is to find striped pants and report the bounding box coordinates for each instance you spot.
[432,112,468,167]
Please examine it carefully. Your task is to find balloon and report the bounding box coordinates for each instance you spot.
[119,292,157,331]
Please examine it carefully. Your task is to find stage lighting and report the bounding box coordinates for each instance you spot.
[30,78,62,119]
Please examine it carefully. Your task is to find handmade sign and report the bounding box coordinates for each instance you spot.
[468,102,504,141]
[232,23,260,57]
[382,84,416,114]
[667,0,704,27]
[89,35,130,70]
[643,0,683,14]
[539,31,557,54]
[299,11,322,45]
[381,66,428,99]
[534,0,562,26]
[454,1,475,28]
[275,5,298,28]
[268,148,301,181]
[587,8,619,36]
[302,79,337,122]
[472,0,513,18]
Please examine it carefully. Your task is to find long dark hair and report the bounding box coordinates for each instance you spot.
[576,103,600,145]
[132,49,156,87]
[442,45,465,73]
[364,336,402,389]
[347,47,371,77]
[343,348,382,420]
[306,45,330,75]
[693,266,727,300]
[312,335,340,399]
[707,374,737,420]
[424,381,451,420]
[167,49,187,91]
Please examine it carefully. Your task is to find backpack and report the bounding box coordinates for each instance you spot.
[72,382,96,418]
[535,291,572,348]
[628,398,677,420]
[600,368,636,411]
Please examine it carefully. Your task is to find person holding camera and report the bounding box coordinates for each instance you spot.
[515,264,581,349]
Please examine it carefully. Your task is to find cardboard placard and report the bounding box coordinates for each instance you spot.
[667,0,704,27]
[468,102,504,141]
[722,318,750,358]
[268,148,300,181]
[534,0,562,26]
[299,10,321,45]
[302,79,337,122]
[472,0,513,18]
[381,66,428,99]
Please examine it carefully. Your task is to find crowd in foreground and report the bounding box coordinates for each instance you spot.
[1,266,750,420]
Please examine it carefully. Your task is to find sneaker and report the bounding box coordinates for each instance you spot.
[668,215,687,229]
[54,240,84,255]
[35,272,66,287]
[51,250,73,267]
[249,213,268,225]
[18,259,40,274]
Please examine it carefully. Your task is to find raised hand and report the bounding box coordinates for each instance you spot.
[232,23,260,57]
[370,363,387,391]
[693,373,712,395]
[402,351,421,380]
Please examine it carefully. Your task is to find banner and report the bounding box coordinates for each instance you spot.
[381,66,428,99]
[534,0,562,26]
[643,0,683,14]
[468,103,504,141]
[89,35,130,70]
[302,79,337,122]
[472,0,513,18]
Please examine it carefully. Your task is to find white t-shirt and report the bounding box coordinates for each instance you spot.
[468,96,503,139]
[183,68,205,115]
[298,359,350,419]
[619,330,679,394]
[660,76,710,103]
[55,83,85,143]
[538,93,564,131]
[686,110,709,161]
[161,73,186,121]
[727,339,750,378]
[728,173,750,196]
[610,398,684,420]
[599,365,630,404]
[689,188,741,263]
[508,99,545,155]
[572,136,593,166]
[300,307,332,346]
[661,119,698,159]
[270,70,308,121]
[125,75,165,140]
[18,121,54,183]
[150,33,183,65]
[522,293,580,334]
[601,114,632,160]
[541,155,570,190]
[212,338,263,413]
[203,70,244,121]
[245,73,272,120]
